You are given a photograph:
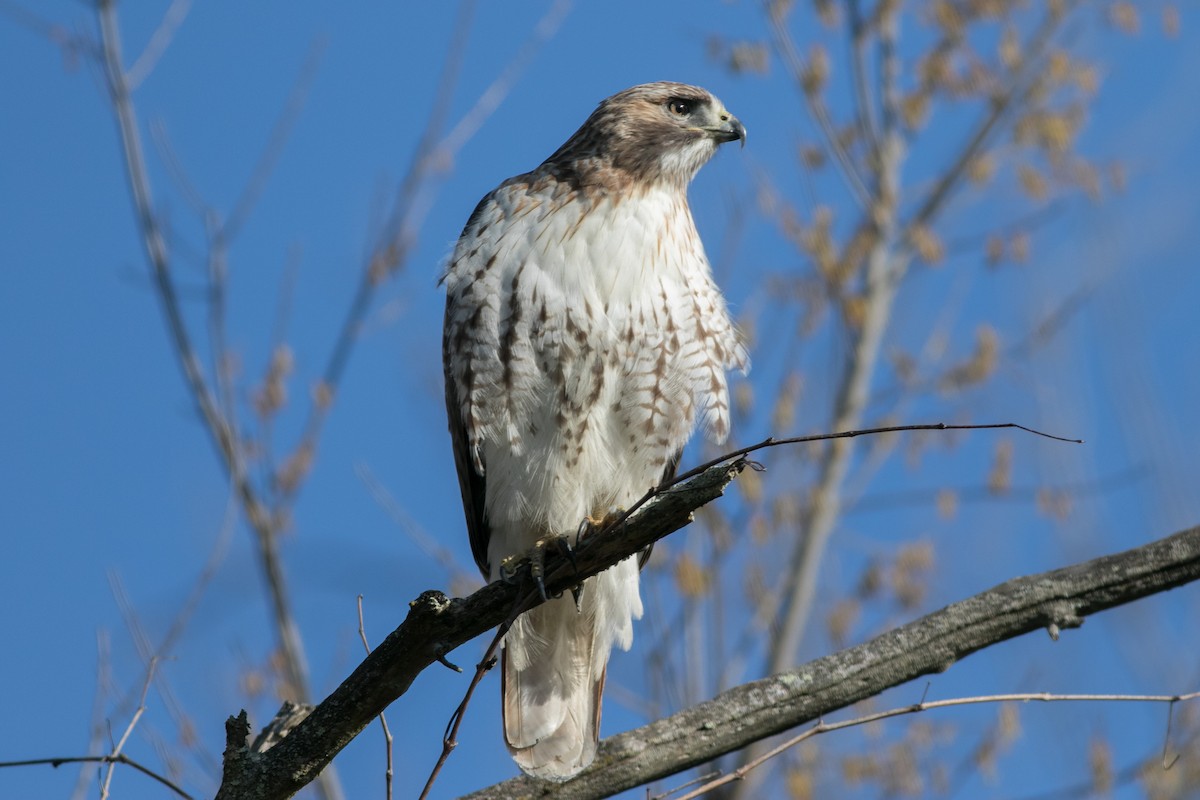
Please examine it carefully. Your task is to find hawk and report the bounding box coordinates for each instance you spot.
[442,82,747,781]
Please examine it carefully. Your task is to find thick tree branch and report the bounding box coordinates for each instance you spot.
[213,460,747,800]
[462,522,1200,799]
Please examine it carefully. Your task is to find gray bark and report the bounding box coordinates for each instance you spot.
[209,451,1200,799]
[213,460,747,800]
[460,523,1200,799]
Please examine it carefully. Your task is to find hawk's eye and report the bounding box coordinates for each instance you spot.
[667,99,693,117]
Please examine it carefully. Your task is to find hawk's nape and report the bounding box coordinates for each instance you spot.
[441,82,748,781]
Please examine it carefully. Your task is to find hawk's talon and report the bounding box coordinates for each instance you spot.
[500,533,574,602]
[578,506,626,542]
[498,555,524,585]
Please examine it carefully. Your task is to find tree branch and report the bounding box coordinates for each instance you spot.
[461,522,1200,799]
[213,459,747,800]
[94,0,321,722]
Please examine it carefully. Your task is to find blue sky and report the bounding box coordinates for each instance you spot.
[2,2,1199,798]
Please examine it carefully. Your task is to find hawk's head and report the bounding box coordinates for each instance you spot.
[546,82,745,189]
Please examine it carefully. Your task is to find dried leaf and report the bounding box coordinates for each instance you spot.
[911,224,945,265]
[802,43,830,95]
[1109,2,1140,34]
[1163,5,1180,37]
[674,552,711,598]
[826,598,860,648]
[987,439,1013,494]
[967,153,995,185]
[936,488,958,519]
[1089,736,1113,793]
[1018,164,1049,200]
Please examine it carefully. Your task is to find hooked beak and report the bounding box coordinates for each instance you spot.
[708,113,746,148]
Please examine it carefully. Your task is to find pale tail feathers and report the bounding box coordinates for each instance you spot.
[502,597,605,781]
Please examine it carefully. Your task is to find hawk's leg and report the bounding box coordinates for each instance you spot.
[564,507,629,610]
[499,533,576,603]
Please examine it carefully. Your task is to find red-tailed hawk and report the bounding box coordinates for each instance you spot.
[442,82,747,780]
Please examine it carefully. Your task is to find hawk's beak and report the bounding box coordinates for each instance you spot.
[709,113,746,148]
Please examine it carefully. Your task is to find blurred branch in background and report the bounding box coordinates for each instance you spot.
[77,0,567,796]
[665,1,1179,796]
[670,689,1200,800]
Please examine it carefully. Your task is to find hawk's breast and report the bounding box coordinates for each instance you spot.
[443,177,746,535]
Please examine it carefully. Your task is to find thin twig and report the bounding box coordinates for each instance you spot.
[223,36,326,242]
[70,630,113,800]
[905,1,1082,235]
[96,0,233,466]
[670,421,1078,507]
[418,626,510,800]
[148,118,209,218]
[94,5,333,796]
[847,0,878,155]
[1162,697,1182,770]
[289,0,568,479]
[0,754,194,800]
[670,690,1200,800]
[745,6,910,752]
[0,0,99,59]
[648,770,721,800]
[286,0,478,471]
[765,0,872,210]
[356,596,394,800]
[745,15,1087,786]
[100,657,158,799]
[600,422,1080,638]
[356,461,480,589]
[124,0,191,90]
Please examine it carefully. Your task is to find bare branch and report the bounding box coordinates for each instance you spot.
[223,37,326,243]
[356,461,480,591]
[70,630,113,800]
[757,4,1087,727]
[846,0,878,153]
[673,690,1200,800]
[100,657,158,799]
[203,423,1200,800]
[0,0,98,60]
[124,0,191,90]
[765,0,872,209]
[0,754,194,800]
[96,0,232,468]
[905,1,1083,236]
[213,459,746,800]
[418,629,505,800]
[93,6,334,796]
[356,597,394,800]
[288,0,567,474]
[462,522,1200,799]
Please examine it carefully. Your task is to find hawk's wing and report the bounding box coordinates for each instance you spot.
[445,343,491,577]
[443,192,497,578]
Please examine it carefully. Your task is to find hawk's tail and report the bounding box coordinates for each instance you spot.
[501,593,606,781]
